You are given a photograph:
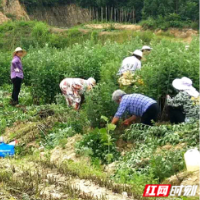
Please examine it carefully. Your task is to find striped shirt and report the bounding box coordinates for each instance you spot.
[115,94,156,118]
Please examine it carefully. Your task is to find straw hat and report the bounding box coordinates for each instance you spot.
[13,47,26,56]
[142,45,152,51]
[172,77,199,98]
[132,50,143,58]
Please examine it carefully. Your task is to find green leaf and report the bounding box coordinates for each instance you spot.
[99,128,107,135]
[107,123,116,131]
[101,115,108,122]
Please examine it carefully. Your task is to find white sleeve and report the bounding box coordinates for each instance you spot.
[136,61,141,70]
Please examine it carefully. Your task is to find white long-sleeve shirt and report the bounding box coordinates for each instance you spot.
[117,56,141,76]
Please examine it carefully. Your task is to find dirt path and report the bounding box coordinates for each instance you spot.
[0,158,134,200]
[85,23,141,31]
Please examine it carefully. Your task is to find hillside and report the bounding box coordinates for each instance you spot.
[0,19,198,53]
[0,0,199,29]
[0,0,29,22]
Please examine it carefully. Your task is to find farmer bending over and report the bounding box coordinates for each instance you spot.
[111,90,160,126]
[117,50,143,76]
[10,47,26,106]
[60,77,96,110]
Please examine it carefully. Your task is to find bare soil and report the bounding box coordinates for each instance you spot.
[85,23,141,31]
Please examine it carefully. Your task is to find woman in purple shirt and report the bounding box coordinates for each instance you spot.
[10,47,26,105]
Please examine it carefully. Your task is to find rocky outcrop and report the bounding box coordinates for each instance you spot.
[1,0,29,20]
[0,11,10,24]
[29,4,91,27]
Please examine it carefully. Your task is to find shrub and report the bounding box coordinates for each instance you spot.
[76,119,120,163]
[191,21,199,30]
[135,31,154,44]
[140,17,157,30]
[0,52,11,85]
[114,144,186,184]
[23,47,65,103]
[150,150,185,182]
[138,38,199,100]
[140,15,189,30]
[84,82,118,127]
[42,124,75,149]
[123,121,199,146]
[31,22,50,47]
[22,38,142,104]
[0,33,198,107]
[0,21,96,51]
[0,21,37,51]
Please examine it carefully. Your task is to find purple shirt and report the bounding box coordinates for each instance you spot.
[115,94,156,118]
[10,56,24,79]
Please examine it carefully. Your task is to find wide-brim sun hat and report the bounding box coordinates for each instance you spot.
[88,77,96,86]
[142,45,152,51]
[132,50,143,58]
[13,47,26,56]
[172,77,199,98]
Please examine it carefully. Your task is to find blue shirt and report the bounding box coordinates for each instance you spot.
[115,94,156,118]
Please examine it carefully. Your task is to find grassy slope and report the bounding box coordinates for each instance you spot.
[0,20,191,52]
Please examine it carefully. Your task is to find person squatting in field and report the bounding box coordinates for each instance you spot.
[59,77,96,110]
[111,90,160,126]
[167,77,199,124]
[10,47,26,106]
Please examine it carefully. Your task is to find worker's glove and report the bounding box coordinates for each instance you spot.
[14,68,20,72]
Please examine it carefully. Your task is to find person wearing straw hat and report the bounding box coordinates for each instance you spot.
[141,46,152,61]
[10,47,26,106]
[141,45,152,53]
[59,77,96,110]
[117,50,143,86]
[167,77,199,124]
[117,50,143,76]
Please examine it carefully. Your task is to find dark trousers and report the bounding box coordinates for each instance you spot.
[141,103,160,126]
[12,77,22,103]
[168,106,185,124]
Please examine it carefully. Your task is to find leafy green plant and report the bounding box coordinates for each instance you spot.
[84,83,118,127]
[31,22,49,46]
[114,144,186,185]
[123,121,199,146]
[76,116,119,163]
[41,124,75,149]
[0,118,6,134]
[150,149,185,182]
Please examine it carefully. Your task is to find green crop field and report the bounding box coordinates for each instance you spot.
[0,20,199,200]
